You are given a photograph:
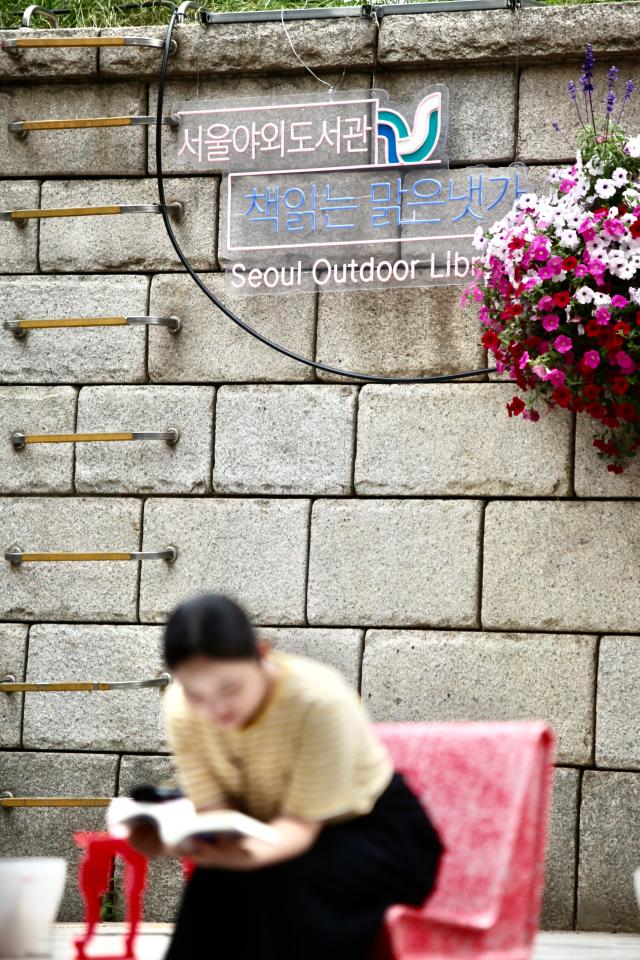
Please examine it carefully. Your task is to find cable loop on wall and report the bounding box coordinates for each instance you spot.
[154,9,495,385]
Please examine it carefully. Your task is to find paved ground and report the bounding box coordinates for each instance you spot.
[46,923,640,959]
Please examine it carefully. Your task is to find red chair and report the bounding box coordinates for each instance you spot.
[373,721,555,960]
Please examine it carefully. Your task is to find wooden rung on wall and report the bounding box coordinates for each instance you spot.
[0,793,111,808]
[0,202,183,222]
[0,672,171,693]
[4,315,181,335]
[4,546,178,564]
[9,115,179,135]
[1,35,177,54]
[11,429,180,448]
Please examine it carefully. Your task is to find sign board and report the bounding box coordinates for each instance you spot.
[173,88,529,295]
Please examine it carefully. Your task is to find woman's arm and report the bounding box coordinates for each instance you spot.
[186,813,323,870]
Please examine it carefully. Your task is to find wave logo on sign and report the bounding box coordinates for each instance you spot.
[377,91,442,165]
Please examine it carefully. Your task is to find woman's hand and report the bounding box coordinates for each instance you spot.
[127,822,165,859]
[182,815,324,871]
[184,836,257,870]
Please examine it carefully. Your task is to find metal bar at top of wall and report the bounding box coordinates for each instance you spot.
[198,0,542,24]
[4,316,182,335]
[0,793,111,808]
[4,547,178,563]
[0,672,172,693]
[0,203,183,222]
[11,430,180,448]
[9,116,178,136]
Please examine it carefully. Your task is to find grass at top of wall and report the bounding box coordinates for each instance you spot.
[0,0,629,31]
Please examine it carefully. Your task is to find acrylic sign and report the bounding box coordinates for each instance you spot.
[173,88,529,295]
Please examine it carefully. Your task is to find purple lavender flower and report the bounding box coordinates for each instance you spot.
[618,78,635,124]
[583,43,595,77]
[552,120,561,132]
[580,72,594,93]
[607,91,616,115]
[608,65,619,87]
[567,80,577,101]
[579,44,597,130]
[581,43,595,94]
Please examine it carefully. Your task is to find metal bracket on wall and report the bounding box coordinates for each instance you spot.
[0,672,171,693]
[4,546,178,564]
[4,315,182,336]
[0,792,111,808]
[21,5,58,27]
[11,429,180,448]
[0,202,184,223]
[9,115,179,137]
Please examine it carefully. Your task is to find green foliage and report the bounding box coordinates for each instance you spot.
[0,0,631,30]
[0,0,343,29]
[99,878,117,922]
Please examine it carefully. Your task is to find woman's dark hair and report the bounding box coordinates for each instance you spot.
[163,594,259,669]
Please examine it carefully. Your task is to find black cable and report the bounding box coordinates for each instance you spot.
[155,10,495,384]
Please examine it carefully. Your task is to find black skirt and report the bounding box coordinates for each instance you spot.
[165,773,443,960]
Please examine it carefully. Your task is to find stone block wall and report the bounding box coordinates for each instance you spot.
[1,1,640,931]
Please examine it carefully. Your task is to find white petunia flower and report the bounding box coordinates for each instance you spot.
[586,157,605,176]
[587,238,608,257]
[611,168,629,187]
[595,179,617,199]
[592,291,612,306]
[516,193,538,210]
[559,228,579,249]
[564,209,583,229]
[472,226,487,251]
[625,135,640,158]
[575,286,595,304]
[617,263,636,280]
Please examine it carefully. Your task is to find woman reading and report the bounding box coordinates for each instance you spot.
[132,593,442,959]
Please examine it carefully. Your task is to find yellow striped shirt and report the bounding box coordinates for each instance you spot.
[163,651,393,823]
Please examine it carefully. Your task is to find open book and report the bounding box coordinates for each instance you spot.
[107,796,279,848]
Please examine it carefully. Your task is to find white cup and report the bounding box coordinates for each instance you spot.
[0,858,67,958]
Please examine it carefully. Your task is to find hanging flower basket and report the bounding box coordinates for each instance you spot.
[465,46,640,474]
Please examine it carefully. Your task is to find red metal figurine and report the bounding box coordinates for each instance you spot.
[73,832,148,960]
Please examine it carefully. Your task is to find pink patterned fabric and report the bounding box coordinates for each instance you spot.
[373,722,555,960]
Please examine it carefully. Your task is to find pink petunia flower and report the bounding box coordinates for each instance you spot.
[554,335,573,354]
[611,295,629,308]
[541,314,560,332]
[529,236,550,262]
[583,350,600,369]
[578,220,597,242]
[537,264,556,280]
[547,368,566,387]
[603,218,627,238]
[595,307,611,325]
[616,350,637,374]
[537,295,554,311]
